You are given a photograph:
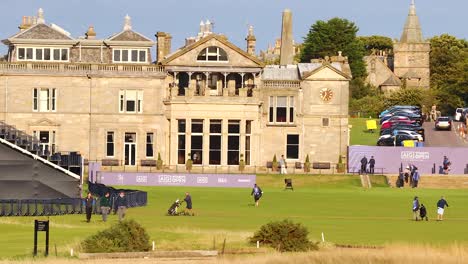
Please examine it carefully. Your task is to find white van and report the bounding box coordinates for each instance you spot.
[455,108,468,121]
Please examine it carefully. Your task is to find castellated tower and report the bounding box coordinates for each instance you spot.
[393,0,430,89]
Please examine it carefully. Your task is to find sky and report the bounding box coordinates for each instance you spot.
[1,0,466,58]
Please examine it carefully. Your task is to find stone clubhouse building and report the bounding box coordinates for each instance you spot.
[0,8,351,172]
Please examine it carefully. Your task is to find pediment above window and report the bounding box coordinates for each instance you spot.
[29,118,60,127]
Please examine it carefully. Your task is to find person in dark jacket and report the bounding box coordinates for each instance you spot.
[184,192,193,216]
[115,191,127,222]
[412,169,420,188]
[84,192,94,223]
[437,196,449,221]
[419,204,428,221]
[360,156,368,175]
[251,184,263,207]
[369,156,376,174]
[100,192,111,222]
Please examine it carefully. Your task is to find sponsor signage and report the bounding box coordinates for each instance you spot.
[97,172,255,188]
[348,146,468,174]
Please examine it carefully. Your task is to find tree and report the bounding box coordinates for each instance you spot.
[358,35,394,55]
[429,34,468,114]
[300,18,366,79]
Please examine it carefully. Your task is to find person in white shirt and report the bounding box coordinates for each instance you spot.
[279,155,287,174]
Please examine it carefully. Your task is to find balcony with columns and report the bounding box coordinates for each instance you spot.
[165,70,260,102]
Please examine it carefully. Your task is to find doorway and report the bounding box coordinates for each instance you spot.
[124,133,137,166]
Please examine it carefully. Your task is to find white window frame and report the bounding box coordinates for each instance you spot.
[268,96,295,124]
[33,88,57,112]
[209,119,222,165]
[146,132,154,158]
[112,48,148,63]
[106,131,115,157]
[17,46,69,62]
[227,120,240,165]
[196,46,229,62]
[245,120,252,166]
[119,90,143,114]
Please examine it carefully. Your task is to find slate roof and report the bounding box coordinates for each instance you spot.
[381,75,402,86]
[262,65,299,80]
[400,2,425,43]
[9,23,72,40]
[107,30,152,42]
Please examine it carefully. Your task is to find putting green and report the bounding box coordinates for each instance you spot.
[1,175,467,259]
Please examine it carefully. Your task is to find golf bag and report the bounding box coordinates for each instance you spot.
[396,172,405,188]
[167,199,183,216]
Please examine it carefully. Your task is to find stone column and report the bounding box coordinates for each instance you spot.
[187,72,194,97]
[204,72,210,97]
[223,73,229,97]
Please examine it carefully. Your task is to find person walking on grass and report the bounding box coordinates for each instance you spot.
[412,196,420,221]
[184,192,194,216]
[84,192,94,223]
[437,196,449,221]
[100,192,111,222]
[251,184,263,207]
[279,155,287,175]
[115,191,127,221]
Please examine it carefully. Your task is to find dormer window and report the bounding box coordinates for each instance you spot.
[113,48,147,63]
[197,46,228,62]
[17,47,68,62]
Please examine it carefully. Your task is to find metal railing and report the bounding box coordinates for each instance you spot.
[87,159,349,175]
[0,189,147,217]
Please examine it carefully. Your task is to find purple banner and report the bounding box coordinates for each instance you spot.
[348,146,468,174]
[96,172,256,188]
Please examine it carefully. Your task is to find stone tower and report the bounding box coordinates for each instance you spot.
[393,0,430,88]
[279,9,293,65]
[245,25,256,55]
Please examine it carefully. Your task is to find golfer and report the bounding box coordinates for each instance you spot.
[251,184,263,207]
[437,196,449,221]
[184,192,193,216]
[412,196,420,221]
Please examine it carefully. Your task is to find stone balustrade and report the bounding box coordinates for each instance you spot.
[262,80,301,88]
[0,62,166,77]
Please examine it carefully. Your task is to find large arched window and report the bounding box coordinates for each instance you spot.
[197,46,228,62]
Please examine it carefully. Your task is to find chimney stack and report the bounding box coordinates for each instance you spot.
[279,9,294,65]
[156,32,167,63]
[245,25,256,56]
[85,26,96,40]
[164,33,172,57]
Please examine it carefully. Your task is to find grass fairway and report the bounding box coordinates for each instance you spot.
[349,118,380,146]
[1,175,468,259]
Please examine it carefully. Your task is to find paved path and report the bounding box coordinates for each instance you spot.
[423,121,468,147]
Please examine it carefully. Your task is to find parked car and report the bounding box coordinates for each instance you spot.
[381,119,416,130]
[390,111,423,124]
[435,116,452,130]
[454,108,466,121]
[379,106,421,118]
[380,125,425,140]
[379,116,411,125]
[376,134,416,146]
[459,108,468,123]
[380,128,425,141]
